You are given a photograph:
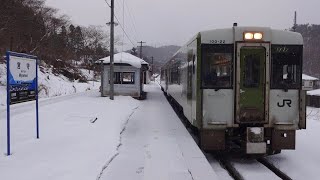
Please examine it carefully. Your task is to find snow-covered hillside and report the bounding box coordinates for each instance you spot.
[0,63,100,106]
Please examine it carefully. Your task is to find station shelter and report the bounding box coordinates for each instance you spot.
[307,89,320,108]
[97,52,149,99]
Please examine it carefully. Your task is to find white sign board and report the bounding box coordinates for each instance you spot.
[9,55,37,84]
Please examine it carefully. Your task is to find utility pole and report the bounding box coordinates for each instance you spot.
[106,0,115,100]
[137,41,146,59]
[99,60,104,97]
[293,11,297,32]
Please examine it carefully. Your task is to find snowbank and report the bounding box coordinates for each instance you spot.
[0,63,100,106]
[266,107,320,180]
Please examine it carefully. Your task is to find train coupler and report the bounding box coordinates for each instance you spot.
[246,127,266,154]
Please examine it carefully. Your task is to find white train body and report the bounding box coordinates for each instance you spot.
[160,26,306,154]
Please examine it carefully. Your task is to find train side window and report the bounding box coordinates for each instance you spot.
[201,44,233,89]
[271,45,302,89]
[169,61,181,85]
[193,55,196,74]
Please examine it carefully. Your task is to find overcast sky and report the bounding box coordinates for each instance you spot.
[46,0,320,50]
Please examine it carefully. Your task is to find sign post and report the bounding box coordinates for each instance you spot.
[6,51,39,156]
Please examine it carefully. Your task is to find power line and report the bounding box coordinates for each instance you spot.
[117,0,139,47]
[104,0,111,7]
[114,15,135,47]
[115,0,139,43]
[103,0,136,47]
[121,0,125,53]
[123,1,141,40]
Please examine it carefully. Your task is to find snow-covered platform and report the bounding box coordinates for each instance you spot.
[0,83,218,180]
[100,83,219,180]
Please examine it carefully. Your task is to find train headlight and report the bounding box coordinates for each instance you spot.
[244,32,263,41]
[254,33,263,40]
[244,32,254,40]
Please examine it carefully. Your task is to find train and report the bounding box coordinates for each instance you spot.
[160,24,306,155]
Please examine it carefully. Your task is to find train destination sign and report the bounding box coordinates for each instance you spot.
[7,52,37,104]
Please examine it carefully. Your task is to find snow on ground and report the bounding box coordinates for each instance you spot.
[266,107,320,180]
[0,83,218,180]
[207,154,280,180]
[208,107,320,180]
[207,155,233,180]
[0,63,99,106]
[79,68,96,81]
[100,83,218,180]
[0,91,140,180]
[232,159,280,180]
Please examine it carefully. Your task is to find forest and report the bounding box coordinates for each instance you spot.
[0,0,112,68]
[296,24,320,78]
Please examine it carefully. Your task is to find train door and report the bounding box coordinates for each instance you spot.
[236,43,270,124]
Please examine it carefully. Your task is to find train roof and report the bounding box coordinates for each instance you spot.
[163,26,304,67]
[200,26,303,45]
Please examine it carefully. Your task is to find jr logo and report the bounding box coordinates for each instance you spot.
[277,99,292,107]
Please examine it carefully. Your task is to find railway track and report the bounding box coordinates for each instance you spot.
[257,158,292,180]
[213,154,292,180]
[214,155,244,180]
[164,91,293,180]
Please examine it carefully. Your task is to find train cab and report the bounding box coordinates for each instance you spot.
[160,25,306,155]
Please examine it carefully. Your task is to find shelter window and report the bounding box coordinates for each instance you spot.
[112,72,135,84]
[271,45,302,89]
[201,44,233,89]
[309,81,313,87]
[122,72,135,84]
[114,72,122,84]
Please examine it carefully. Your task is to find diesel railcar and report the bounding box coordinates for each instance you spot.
[160,25,306,155]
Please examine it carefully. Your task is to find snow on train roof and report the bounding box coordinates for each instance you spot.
[200,27,303,45]
[98,52,148,68]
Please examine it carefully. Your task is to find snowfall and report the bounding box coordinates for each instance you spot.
[0,67,319,180]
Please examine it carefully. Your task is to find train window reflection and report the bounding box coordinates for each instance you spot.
[271,45,302,89]
[202,44,233,89]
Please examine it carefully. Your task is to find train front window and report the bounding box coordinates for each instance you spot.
[201,45,233,88]
[271,45,302,89]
